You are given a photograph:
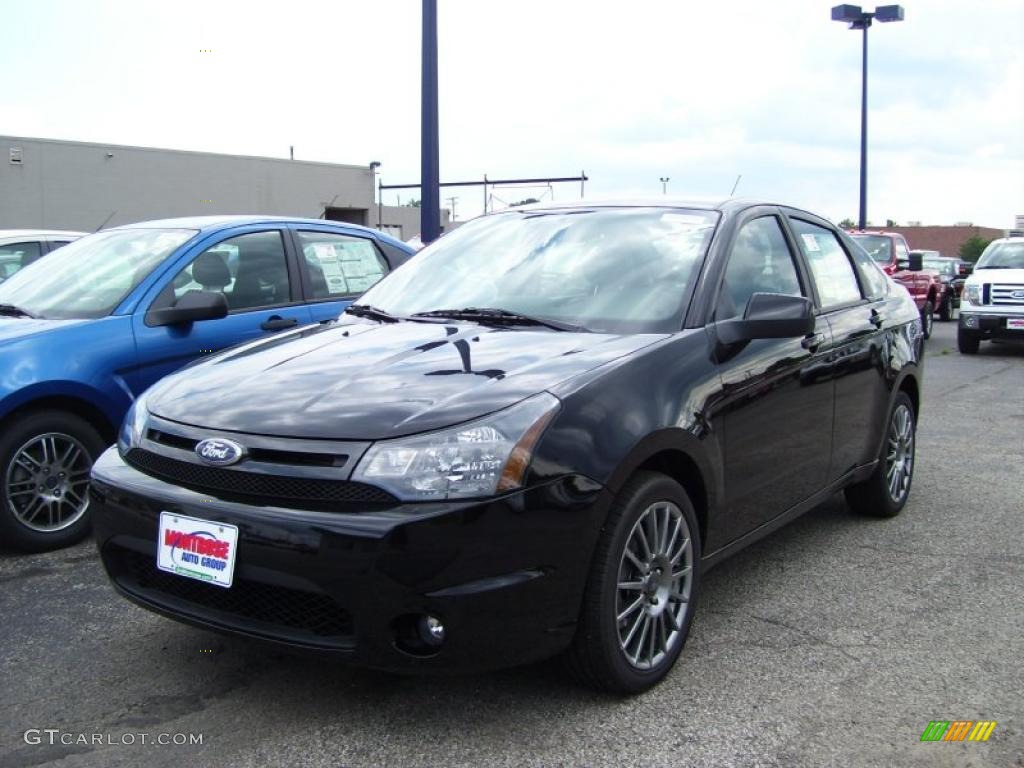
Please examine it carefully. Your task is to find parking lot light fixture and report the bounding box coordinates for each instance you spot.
[659,177,670,195]
[831,4,904,230]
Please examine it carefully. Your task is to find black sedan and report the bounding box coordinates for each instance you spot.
[91,199,924,694]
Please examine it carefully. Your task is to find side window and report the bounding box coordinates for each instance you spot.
[716,216,803,320]
[846,237,889,299]
[154,231,291,312]
[790,219,863,308]
[893,237,910,269]
[0,240,43,268]
[297,231,388,300]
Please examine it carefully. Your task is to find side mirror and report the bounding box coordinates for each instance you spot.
[148,290,228,327]
[715,293,815,345]
[907,253,923,271]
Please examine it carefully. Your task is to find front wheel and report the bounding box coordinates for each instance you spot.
[920,301,934,339]
[845,392,916,518]
[0,411,106,552]
[565,471,701,694]
[957,328,980,354]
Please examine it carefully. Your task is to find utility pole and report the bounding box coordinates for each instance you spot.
[445,196,458,222]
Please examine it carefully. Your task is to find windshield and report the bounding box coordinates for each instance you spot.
[976,241,1024,269]
[0,228,196,319]
[849,234,892,262]
[357,208,719,334]
[923,258,956,276]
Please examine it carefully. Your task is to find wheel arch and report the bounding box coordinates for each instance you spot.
[0,393,119,445]
[604,429,717,549]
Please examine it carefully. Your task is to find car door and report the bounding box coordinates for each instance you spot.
[289,227,394,323]
[786,215,890,481]
[709,210,834,545]
[129,227,312,393]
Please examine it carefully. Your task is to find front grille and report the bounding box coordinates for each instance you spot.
[108,544,354,643]
[991,283,1024,306]
[124,448,396,509]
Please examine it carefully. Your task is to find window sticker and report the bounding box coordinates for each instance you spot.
[801,233,821,252]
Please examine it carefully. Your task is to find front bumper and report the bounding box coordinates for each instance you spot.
[90,448,610,673]
[959,310,1024,339]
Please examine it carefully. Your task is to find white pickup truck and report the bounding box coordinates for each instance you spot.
[958,236,1024,354]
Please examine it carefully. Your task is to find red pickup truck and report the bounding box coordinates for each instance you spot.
[848,230,942,338]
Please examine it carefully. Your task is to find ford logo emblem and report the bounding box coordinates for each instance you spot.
[195,438,245,466]
[1013,290,1024,299]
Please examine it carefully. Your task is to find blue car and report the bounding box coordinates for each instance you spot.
[0,216,414,551]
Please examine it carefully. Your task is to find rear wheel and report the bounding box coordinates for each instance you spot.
[920,301,934,339]
[844,392,916,518]
[939,294,954,321]
[565,471,700,694]
[957,328,980,354]
[0,411,106,552]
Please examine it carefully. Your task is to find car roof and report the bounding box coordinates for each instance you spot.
[107,215,379,235]
[105,215,411,250]
[488,197,826,219]
[0,229,87,238]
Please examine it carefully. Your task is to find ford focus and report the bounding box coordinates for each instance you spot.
[91,199,923,693]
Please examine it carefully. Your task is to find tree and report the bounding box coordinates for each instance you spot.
[405,199,422,208]
[511,198,540,207]
[838,218,855,229]
[959,235,991,262]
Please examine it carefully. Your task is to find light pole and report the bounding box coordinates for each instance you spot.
[659,177,670,195]
[421,0,441,244]
[831,4,904,230]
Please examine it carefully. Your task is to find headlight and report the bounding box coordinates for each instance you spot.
[352,392,560,501]
[118,391,151,453]
[963,284,982,305]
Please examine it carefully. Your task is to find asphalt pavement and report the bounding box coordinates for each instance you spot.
[1,318,1022,768]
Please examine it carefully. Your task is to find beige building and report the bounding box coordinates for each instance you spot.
[1,135,447,241]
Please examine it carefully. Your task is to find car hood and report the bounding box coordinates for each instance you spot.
[149,320,666,440]
[0,317,92,346]
[969,267,1024,284]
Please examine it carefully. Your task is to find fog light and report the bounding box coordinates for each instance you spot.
[963,315,977,328]
[418,615,446,646]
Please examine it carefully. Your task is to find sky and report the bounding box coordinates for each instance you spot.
[3,0,1022,227]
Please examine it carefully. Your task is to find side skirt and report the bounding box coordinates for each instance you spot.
[699,460,878,573]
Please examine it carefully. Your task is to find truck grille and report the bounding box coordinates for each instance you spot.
[106,543,354,645]
[991,283,1024,306]
[123,448,396,509]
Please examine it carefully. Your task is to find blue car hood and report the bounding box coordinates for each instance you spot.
[0,317,93,346]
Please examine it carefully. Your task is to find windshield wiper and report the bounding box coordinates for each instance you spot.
[344,303,401,323]
[976,265,1014,269]
[0,304,38,319]
[412,307,586,332]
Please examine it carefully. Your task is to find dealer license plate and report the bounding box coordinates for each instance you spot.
[1006,318,1024,330]
[157,512,239,588]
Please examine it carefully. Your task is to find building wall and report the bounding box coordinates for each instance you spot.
[886,225,1005,258]
[1,135,375,231]
[369,203,451,242]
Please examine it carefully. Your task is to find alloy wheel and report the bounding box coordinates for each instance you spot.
[5,433,92,532]
[885,404,915,504]
[615,501,693,670]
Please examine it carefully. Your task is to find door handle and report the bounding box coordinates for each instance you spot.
[870,309,885,328]
[801,332,825,352]
[260,315,299,331]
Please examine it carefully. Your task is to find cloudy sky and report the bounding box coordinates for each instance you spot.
[4,0,1022,227]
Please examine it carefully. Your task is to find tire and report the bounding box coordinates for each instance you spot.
[0,411,107,552]
[957,328,980,354]
[565,471,701,694]
[920,301,934,339]
[844,392,916,518]
[939,294,953,322]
